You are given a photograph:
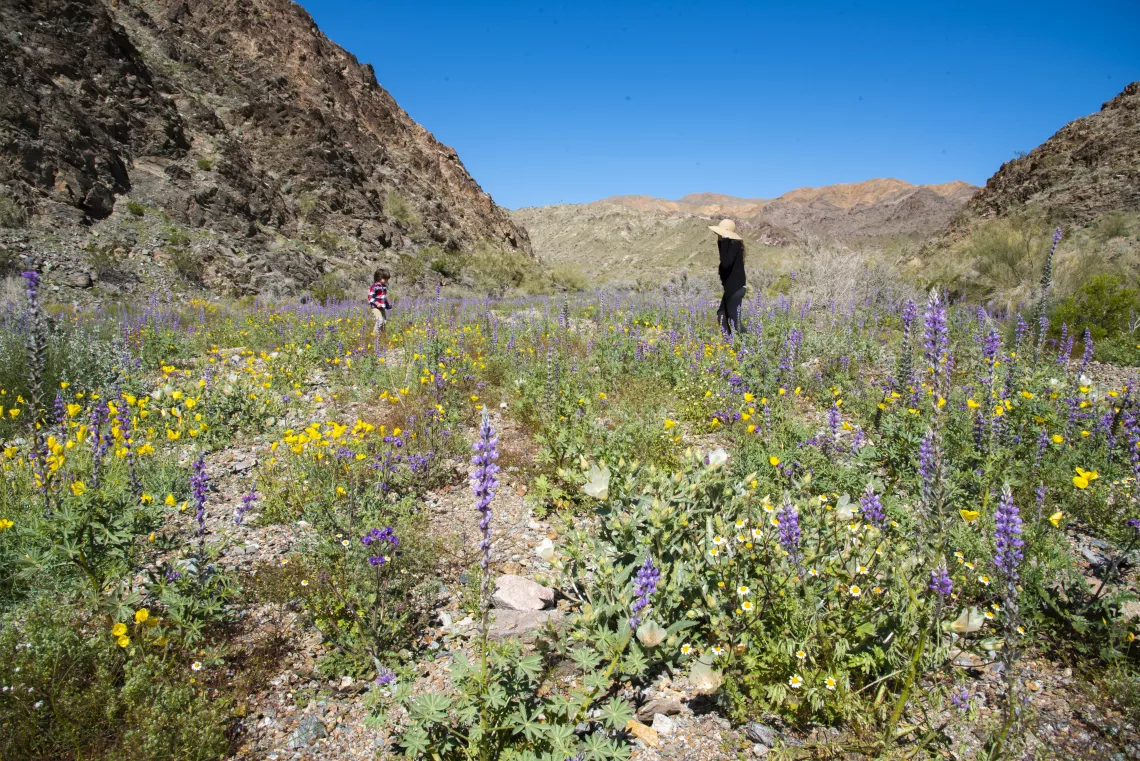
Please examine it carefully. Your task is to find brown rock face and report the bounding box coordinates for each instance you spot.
[964,82,1140,225]
[0,0,529,292]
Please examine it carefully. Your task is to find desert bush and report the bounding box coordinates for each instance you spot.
[1095,211,1131,242]
[197,157,214,171]
[965,216,1052,308]
[309,272,347,305]
[429,250,464,281]
[0,196,28,228]
[385,190,417,227]
[126,200,146,217]
[0,597,232,761]
[1050,273,1140,342]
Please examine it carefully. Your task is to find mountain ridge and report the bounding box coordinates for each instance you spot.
[0,0,530,296]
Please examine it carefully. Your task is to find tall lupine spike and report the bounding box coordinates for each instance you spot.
[1032,227,1063,362]
[191,455,209,537]
[922,289,950,399]
[629,556,661,629]
[776,494,802,567]
[471,408,499,609]
[994,485,1024,587]
[1079,328,1094,376]
[859,484,886,528]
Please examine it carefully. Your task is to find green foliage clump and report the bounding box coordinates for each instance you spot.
[126,200,146,217]
[0,196,28,228]
[309,272,347,305]
[196,157,214,171]
[1050,273,1140,343]
[0,598,232,761]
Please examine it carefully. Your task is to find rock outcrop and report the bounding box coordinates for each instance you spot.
[963,81,1140,225]
[0,0,530,295]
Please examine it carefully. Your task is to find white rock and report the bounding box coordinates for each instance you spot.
[651,713,676,735]
[493,575,554,611]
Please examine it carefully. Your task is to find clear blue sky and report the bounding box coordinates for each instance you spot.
[297,0,1140,209]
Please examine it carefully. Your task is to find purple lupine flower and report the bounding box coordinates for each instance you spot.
[901,299,918,332]
[361,526,399,565]
[776,497,802,566]
[982,329,1002,368]
[917,431,936,508]
[53,391,67,431]
[471,409,499,600]
[827,403,841,437]
[1036,484,1047,520]
[950,686,971,711]
[993,485,1024,584]
[1079,328,1094,376]
[922,289,949,373]
[629,555,661,629]
[20,270,40,301]
[235,489,258,525]
[375,667,396,686]
[860,484,886,528]
[190,455,208,536]
[1055,323,1069,364]
[929,565,953,597]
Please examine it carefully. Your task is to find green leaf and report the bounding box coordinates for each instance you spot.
[408,692,451,723]
[515,653,543,681]
[599,697,634,730]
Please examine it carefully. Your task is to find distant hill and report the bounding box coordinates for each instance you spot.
[516,179,977,283]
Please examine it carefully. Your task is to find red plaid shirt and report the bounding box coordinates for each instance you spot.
[368,282,390,310]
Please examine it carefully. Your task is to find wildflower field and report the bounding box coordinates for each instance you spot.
[2,248,1140,760]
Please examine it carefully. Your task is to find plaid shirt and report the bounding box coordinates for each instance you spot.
[368,282,390,310]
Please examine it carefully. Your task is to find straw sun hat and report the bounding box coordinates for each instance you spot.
[708,219,742,240]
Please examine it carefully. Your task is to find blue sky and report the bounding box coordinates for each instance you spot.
[297,1,1140,209]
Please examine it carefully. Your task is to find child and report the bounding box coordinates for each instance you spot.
[368,268,392,344]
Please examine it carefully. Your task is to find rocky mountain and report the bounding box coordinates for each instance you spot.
[0,0,529,296]
[959,81,1140,226]
[516,178,976,283]
[512,202,789,287]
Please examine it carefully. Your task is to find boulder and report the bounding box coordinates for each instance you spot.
[492,574,554,611]
[285,714,328,749]
[487,609,562,643]
[636,698,683,723]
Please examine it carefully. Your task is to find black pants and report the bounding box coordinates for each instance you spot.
[717,286,746,335]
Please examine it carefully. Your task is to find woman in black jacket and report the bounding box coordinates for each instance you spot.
[709,219,746,335]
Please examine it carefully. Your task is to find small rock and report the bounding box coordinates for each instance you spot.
[492,574,554,611]
[487,609,563,642]
[285,714,328,749]
[651,713,676,736]
[625,719,659,748]
[232,458,257,473]
[752,743,770,757]
[636,698,683,723]
[745,722,779,747]
[64,272,93,288]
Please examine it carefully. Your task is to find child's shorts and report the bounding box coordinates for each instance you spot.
[371,306,387,331]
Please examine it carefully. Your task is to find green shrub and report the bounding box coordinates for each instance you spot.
[0,196,27,228]
[83,240,124,279]
[169,245,203,284]
[0,597,231,761]
[429,252,464,281]
[551,265,587,292]
[309,272,347,305]
[1050,273,1140,342]
[1095,212,1131,242]
[966,216,1051,306]
[126,200,146,217]
[386,190,420,230]
[196,157,214,171]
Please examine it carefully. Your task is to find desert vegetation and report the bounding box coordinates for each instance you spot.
[1,230,1139,760]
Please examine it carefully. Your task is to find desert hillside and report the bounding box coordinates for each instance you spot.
[515,178,977,284]
[0,0,530,297]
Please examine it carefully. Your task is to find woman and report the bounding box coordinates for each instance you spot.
[709,218,746,335]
